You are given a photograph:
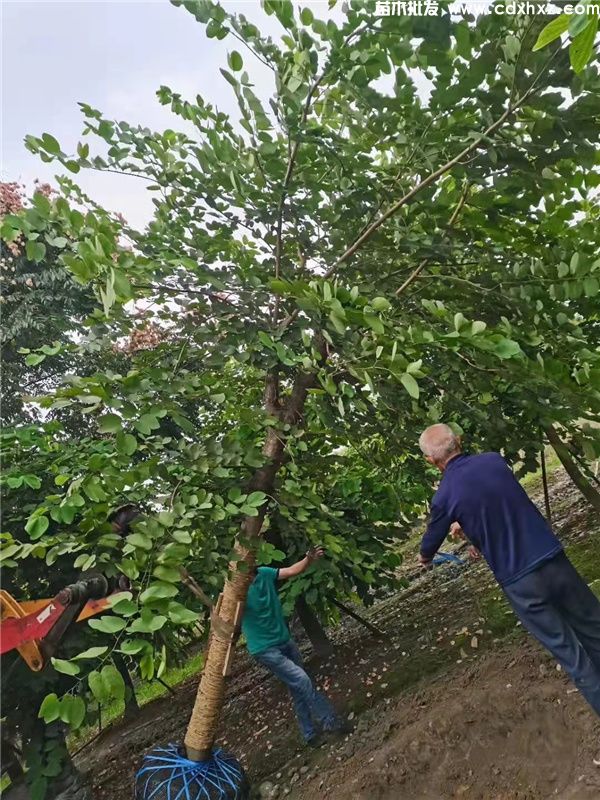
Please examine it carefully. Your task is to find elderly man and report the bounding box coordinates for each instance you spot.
[418,423,600,716]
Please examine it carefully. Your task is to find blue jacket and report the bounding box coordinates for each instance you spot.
[420,452,562,586]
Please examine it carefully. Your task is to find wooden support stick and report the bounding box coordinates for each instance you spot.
[222,601,243,678]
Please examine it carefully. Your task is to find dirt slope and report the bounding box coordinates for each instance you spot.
[288,643,600,800]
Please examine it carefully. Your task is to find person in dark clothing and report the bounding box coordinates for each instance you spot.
[242,547,351,747]
[418,423,600,716]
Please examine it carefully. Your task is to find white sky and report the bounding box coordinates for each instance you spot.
[1,0,352,228]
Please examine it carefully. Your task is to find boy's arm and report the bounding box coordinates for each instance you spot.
[278,547,324,580]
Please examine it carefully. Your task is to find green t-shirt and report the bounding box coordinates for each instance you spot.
[242,566,290,656]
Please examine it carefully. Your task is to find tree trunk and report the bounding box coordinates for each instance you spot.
[184,542,254,760]
[294,595,334,657]
[183,365,321,761]
[545,425,600,513]
[112,652,139,720]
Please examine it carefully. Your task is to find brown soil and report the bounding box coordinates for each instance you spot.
[75,470,600,800]
[289,643,600,800]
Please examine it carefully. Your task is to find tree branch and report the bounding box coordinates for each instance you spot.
[394,182,470,298]
[323,83,539,281]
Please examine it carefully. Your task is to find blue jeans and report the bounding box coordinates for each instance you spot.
[503,552,600,715]
[255,640,338,740]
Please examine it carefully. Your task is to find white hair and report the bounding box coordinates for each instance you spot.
[419,423,461,463]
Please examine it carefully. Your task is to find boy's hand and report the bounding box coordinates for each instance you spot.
[306,546,325,563]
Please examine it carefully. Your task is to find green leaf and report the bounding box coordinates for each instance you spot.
[38,693,60,723]
[153,565,181,583]
[88,670,110,704]
[168,602,200,625]
[30,777,48,800]
[246,491,267,507]
[128,609,167,633]
[135,414,160,435]
[453,312,467,331]
[111,598,139,617]
[116,432,138,455]
[569,12,593,37]
[158,510,175,527]
[371,296,391,312]
[570,16,598,73]
[533,14,569,50]
[471,320,487,335]
[118,638,150,655]
[494,338,522,359]
[98,413,122,433]
[364,313,384,335]
[228,50,243,71]
[72,646,109,660]
[41,132,61,153]
[66,696,86,729]
[101,664,125,703]
[139,581,178,604]
[0,543,21,562]
[26,240,46,263]
[88,615,127,634]
[329,310,346,335]
[126,532,152,551]
[300,7,313,24]
[400,373,419,399]
[583,276,599,297]
[51,658,81,676]
[25,515,49,540]
[25,353,46,366]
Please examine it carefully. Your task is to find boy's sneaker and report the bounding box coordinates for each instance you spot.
[306,732,326,748]
[326,718,355,740]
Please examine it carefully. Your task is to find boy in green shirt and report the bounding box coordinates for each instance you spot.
[242,547,349,747]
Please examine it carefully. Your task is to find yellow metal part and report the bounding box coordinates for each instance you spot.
[0,590,45,671]
[0,590,112,671]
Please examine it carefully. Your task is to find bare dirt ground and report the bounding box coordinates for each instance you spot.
[77,469,600,800]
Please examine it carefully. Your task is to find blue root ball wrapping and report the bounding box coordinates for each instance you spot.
[135,745,250,800]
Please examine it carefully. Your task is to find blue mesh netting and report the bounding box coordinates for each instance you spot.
[135,745,250,800]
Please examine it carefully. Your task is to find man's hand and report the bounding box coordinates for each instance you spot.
[449,521,465,541]
[467,545,481,561]
[306,546,325,564]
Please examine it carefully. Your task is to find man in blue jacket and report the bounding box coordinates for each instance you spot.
[418,423,600,715]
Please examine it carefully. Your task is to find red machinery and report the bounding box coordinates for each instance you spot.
[0,575,122,671]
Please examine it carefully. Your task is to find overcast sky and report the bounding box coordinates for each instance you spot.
[2,0,347,228]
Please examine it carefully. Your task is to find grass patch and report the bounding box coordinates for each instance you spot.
[520,448,561,493]
[68,651,203,752]
[478,589,520,639]
[566,534,600,584]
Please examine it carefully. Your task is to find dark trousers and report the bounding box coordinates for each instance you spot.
[503,551,600,715]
